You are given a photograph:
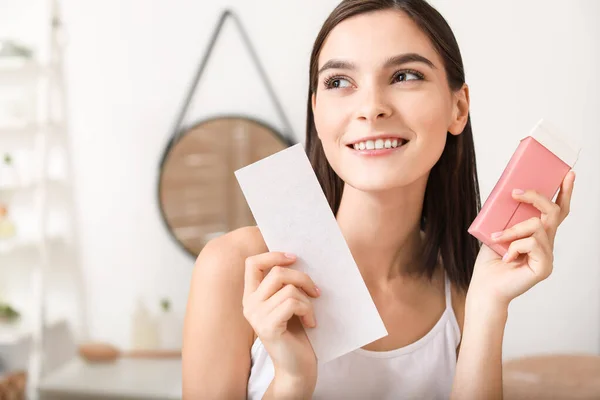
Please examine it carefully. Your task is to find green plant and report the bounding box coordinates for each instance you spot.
[3,154,11,165]
[160,298,171,313]
[0,303,20,322]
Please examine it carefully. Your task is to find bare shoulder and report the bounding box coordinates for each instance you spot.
[182,226,266,398]
[225,225,267,255]
[199,225,267,267]
[191,225,268,294]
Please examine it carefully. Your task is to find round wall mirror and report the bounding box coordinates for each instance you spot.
[158,115,294,257]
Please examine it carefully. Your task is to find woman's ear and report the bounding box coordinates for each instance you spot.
[448,83,470,136]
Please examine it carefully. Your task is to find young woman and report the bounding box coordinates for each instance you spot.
[182,0,576,398]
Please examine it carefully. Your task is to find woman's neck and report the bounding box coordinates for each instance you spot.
[336,174,429,288]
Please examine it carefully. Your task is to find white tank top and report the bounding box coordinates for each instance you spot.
[247,273,461,399]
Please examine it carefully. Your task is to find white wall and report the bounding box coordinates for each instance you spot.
[2,0,599,360]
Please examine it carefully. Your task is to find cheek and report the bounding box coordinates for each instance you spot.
[313,95,346,142]
[399,88,451,134]
[398,90,451,169]
[312,95,350,180]
[313,95,351,170]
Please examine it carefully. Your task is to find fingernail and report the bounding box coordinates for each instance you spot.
[513,189,525,195]
[502,253,509,262]
[284,253,296,259]
[314,285,321,296]
[491,231,503,240]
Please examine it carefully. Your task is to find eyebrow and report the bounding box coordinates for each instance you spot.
[317,52,436,75]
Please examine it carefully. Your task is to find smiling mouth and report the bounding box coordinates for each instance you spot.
[347,138,408,151]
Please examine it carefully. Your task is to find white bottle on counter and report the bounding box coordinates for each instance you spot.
[130,298,158,350]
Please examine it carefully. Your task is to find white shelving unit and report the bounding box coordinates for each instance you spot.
[1,124,62,152]
[0,1,80,398]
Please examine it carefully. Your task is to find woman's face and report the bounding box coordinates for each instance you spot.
[312,10,468,192]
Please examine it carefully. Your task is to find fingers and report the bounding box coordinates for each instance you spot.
[244,252,297,296]
[502,234,553,279]
[255,266,320,301]
[555,171,576,222]
[264,285,316,328]
[242,251,320,336]
[245,288,316,341]
[492,217,546,243]
[511,189,561,228]
[508,172,577,246]
[268,297,316,330]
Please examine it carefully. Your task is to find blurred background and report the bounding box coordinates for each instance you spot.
[0,0,599,398]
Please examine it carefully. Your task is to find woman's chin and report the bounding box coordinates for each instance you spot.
[343,176,412,193]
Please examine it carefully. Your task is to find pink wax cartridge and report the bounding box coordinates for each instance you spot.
[468,119,580,256]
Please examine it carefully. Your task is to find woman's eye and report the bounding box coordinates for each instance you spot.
[325,77,352,89]
[393,71,424,83]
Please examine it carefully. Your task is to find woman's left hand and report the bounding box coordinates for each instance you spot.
[468,171,576,310]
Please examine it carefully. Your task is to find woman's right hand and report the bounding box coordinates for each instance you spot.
[242,251,320,395]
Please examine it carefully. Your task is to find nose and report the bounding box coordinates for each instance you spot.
[356,86,393,122]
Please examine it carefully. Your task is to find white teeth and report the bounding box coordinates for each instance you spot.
[351,138,405,150]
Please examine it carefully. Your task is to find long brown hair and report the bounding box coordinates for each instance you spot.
[305,0,481,291]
